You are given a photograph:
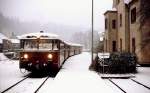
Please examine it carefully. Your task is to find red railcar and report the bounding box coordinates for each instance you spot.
[18,32,82,72]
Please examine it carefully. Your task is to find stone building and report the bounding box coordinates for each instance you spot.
[2,39,20,52]
[104,0,150,64]
[0,33,8,52]
[104,10,118,52]
[2,39,12,52]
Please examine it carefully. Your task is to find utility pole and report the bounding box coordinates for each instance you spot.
[91,0,94,63]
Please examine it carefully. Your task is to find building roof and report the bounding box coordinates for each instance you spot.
[104,10,117,15]
[0,33,8,43]
[113,0,133,8]
[8,39,20,43]
[112,8,117,11]
[17,32,59,39]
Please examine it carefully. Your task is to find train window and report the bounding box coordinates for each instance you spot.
[60,43,65,50]
[53,40,59,50]
[20,40,24,48]
[22,39,60,50]
[39,40,52,50]
[24,40,38,49]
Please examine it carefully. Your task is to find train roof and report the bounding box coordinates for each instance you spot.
[63,41,83,47]
[17,32,59,40]
[17,31,82,47]
[8,39,20,43]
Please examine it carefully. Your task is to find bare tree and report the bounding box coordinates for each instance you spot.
[140,0,150,44]
[139,0,150,63]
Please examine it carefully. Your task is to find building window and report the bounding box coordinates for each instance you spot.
[105,18,108,29]
[120,14,122,27]
[132,38,136,53]
[112,41,117,52]
[112,20,116,29]
[105,39,107,52]
[131,7,136,23]
[120,38,122,51]
[117,0,120,4]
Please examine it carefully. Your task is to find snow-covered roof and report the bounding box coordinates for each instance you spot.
[112,8,117,11]
[124,0,132,4]
[0,39,3,44]
[0,33,8,43]
[67,43,82,47]
[64,41,82,47]
[17,32,59,39]
[8,39,20,43]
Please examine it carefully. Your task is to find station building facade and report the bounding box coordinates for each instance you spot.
[104,0,150,64]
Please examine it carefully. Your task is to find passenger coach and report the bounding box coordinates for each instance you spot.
[18,31,82,72]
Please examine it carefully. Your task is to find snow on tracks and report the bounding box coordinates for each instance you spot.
[0,53,9,61]
[3,76,51,93]
[38,52,116,93]
[1,77,28,93]
[108,78,150,93]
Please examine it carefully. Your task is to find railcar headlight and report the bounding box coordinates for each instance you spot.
[48,54,53,59]
[24,54,28,59]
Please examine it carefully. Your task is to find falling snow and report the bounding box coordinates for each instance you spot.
[0,52,150,93]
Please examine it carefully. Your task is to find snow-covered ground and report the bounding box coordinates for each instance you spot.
[0,53,26,92]
[134,67,150,88]
[0,53,54,93]
[5,77,52,93]
[38,52,115,93]
[0,52,150,93]
[109,79,150,93]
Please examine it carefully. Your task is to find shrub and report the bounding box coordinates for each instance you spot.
[98,52,137,74]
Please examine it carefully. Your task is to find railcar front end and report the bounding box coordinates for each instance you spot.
[18,31,82,73]
[19,51,60,72]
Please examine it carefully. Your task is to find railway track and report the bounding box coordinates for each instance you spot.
[1,77,29,93]
[131,79,150,90]
[34,76,50,93]
[1,76,50,93]
[107,78,150,93]
[108,79,126,93]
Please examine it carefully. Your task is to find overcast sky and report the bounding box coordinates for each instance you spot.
[0,0,113,32]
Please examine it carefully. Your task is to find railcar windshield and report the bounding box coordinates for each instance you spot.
[22,39,59,50]
[39,40,52,49]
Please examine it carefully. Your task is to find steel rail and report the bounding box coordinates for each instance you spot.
[1,77,28,93]
[108,79,126,93]
[34,76,50,93]
[131,79,150,90]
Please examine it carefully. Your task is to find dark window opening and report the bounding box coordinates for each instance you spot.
[112,20,116,29]
[117,0,120,4]
[132,38,136,53]
[120,38,122,51]
[105,18,108,29]
[118,0,120,4]
[131,7,136,23]
[105,39,107,52]
[120,14,122,27]
[112,41,117,52]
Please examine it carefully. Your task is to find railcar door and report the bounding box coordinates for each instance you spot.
[60,42,65,66]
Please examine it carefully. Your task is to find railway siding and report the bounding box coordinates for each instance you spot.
[109,79,150,93]
[4,77,51,93]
